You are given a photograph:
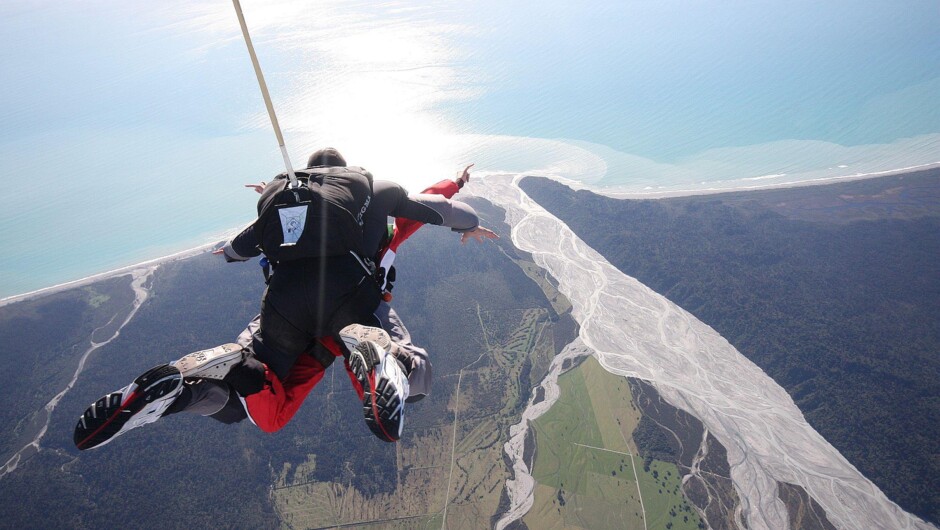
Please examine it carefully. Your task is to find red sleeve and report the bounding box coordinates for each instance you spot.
[420,179,460,199]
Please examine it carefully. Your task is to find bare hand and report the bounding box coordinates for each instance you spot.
[460,226,499,244]
[212,248,225,255]
[456,164,474,186]
[245,182,266,194]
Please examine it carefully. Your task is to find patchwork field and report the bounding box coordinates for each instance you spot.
[525,356,704,530]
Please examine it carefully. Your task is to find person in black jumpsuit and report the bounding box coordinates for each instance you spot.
[72,148,494,449]
[219,148,483,391]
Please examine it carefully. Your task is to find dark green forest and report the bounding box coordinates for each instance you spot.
[520,170,940,525]
[0,276,136,458]
[0,258,277,529]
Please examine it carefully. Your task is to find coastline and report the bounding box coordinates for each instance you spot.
[0,241,221,309]
[4,160,938,309]
[549,161,940,200]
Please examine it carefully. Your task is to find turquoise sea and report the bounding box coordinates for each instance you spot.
[1,0,938,299]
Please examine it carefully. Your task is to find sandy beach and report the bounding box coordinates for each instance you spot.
[551,161,940,200]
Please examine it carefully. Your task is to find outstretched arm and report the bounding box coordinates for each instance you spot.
[213,181,268,259]
[391,164,472,244]
[388,164,500,250]
[373,179,479,232]
[456,163,472,188]
[214,223,261,262]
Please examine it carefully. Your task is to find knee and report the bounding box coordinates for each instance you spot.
[253,414,291,433]
[207,387,249,425]
[255,421,285,434]
[224,356,267,396]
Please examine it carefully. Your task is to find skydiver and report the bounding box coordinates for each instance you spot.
[189,164,494,436]
[74,151,497,449]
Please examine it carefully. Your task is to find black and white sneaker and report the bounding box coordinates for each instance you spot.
[73,364,183,450]
[171,343,244,380]
[347,341,409,442]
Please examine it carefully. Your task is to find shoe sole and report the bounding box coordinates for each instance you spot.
[349,342,403,443]
[171,343,244,380]
[73,364,182,451]
[340,324,392,355]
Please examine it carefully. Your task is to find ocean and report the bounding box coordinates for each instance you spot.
[1,0,938,299]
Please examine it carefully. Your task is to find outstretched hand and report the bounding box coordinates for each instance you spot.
[212,248,225,255]
[457,164,474,186]
[245,182,266,194]
[460,226,499,244]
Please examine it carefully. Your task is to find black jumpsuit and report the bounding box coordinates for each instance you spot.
[222,178,479,381]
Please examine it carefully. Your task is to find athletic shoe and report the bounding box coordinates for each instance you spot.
[340,323,414,375]
[347,340,409,442]
[73,364,183,450]
[339,324,393,355]
[171,343,244,380]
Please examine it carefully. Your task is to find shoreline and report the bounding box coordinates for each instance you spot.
[548,160,940,200]
[0,241,221,309]
[3,161,938,307]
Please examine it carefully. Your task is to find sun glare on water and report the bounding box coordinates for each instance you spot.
[234,0,475,188]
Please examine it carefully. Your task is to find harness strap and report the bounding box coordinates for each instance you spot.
[349,250,377,277]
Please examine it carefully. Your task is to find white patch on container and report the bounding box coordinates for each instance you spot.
[279,206,307,245]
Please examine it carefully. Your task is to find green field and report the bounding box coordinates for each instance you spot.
[525,356,703,530]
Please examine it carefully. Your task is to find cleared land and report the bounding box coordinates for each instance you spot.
[272,305,559,529]
[525,356,703,530]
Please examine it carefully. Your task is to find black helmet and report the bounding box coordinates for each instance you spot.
[307,147,346,168]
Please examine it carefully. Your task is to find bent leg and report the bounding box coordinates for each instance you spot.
[374,302,432,401]
[167,350,333,432]
[165,378,248,424]
[253,298,316,381]
[243,352,330,433]
[223,296,320,400]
